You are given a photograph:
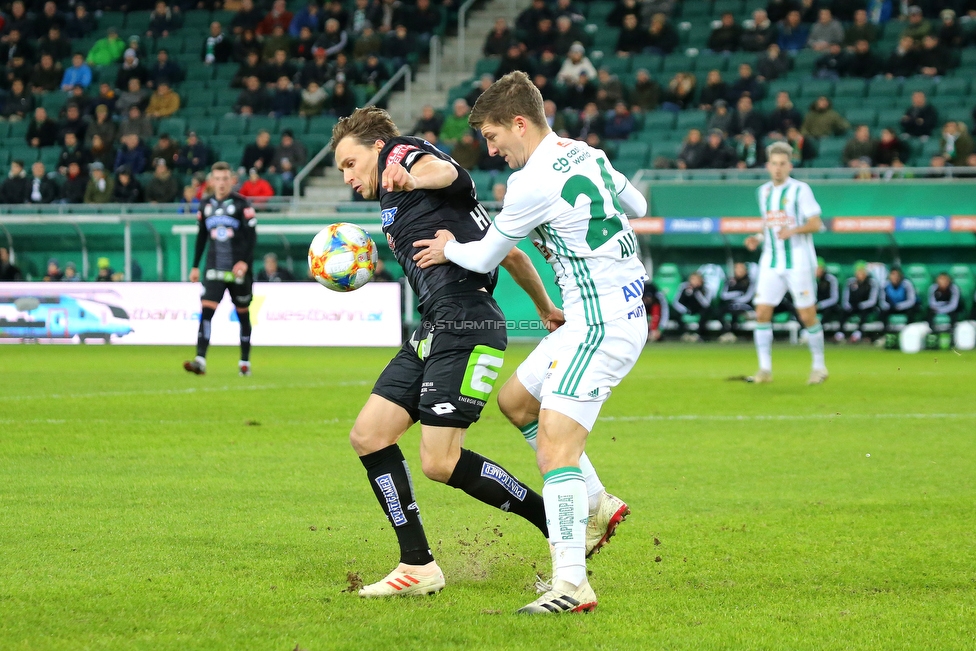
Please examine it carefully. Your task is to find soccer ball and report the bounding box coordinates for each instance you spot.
[308,222,378,292]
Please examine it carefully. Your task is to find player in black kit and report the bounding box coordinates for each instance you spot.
[331,107,563,597]
[183,161,258,376]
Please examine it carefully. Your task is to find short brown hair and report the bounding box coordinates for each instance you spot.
[468,71,547,131]
[211,161,231,173]
[329,106,400,150]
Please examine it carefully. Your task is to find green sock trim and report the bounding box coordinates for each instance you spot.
[807,323,823,334]
[755,323,773,331]
[519,420,538,441]
[543,466,584,485]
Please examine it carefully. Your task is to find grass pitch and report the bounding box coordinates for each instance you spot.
[1,342,975,650]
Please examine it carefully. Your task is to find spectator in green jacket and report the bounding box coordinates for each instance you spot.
[801,96,850,138]
[438,98,472,145]
[86,27,127,67]
[940,121,974,166]
[83,162,115,203]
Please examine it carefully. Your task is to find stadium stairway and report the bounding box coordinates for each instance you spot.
[304,0,528,203]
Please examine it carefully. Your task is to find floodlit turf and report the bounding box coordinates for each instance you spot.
[1,343,975,650]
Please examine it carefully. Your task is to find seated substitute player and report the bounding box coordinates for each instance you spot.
[184,162,257,376]
[838,261,879,343]
[879,266,917,331]
[413,71,649,614]
[642,280,670,342]
[332,106,566,599]
[927,272,964,331]
[744,141,828,385]
[717,262,755,343]
[671,271,714,342]
[814,257,841,329]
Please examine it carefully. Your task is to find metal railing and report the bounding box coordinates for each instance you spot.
[292,64,413,205]
[429,35,442,92]
[631,166,976,184]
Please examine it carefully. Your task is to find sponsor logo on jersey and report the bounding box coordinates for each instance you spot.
[622,278,644,302]
[375,473,407,526]
[480,462,527,501]
[386,143,419,167]
[205,215,240,230]
[211,226,235,242]
[381,207,398,227]
[386,232,396,251]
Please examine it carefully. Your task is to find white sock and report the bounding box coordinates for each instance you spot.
[521,421,603,513]
[807,323,826,370]
[754,323,773,371]
[542,466,587,587]
[578,453,604,513]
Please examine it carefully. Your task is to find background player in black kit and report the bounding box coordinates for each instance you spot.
[184,161,258,377]
[331,107,564,598]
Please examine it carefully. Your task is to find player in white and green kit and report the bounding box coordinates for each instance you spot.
[745,141,828,385]
[413,71,649,614]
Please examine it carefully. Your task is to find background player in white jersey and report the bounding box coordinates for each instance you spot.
[414,71,649,614]
[744,141,828,385]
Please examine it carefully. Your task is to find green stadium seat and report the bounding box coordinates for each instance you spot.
[208,135,243,152]
[767,79,801,99]
[7,120,29,140]
[642,111,676,131]
[901,78,935,98]
[153,35,186,55]
[8,146,39,163]
[218,145,245,167]
[0,149,9,166]
[816,138,846,164]
[867,77,901,98]
[679,1,711,18]
[800,79,834,98]
[184,65,215,84]
[653,263,683,303]
[188,117,218,136]
[277,116,308,135]
[591,28,620,52]
[695,53,728,73]
[662,54,697,74]
[630,54,663,73]
[474,59,497,77]
[950,265,974,310]
[676,110,708,131]
[793,49,821,71]
[217,117,248,136]
[649,140,679,160]
[99,11,126,30]
[943,107,972,125]
[834,78,866,98]
[39,93,66,114]
[308,115,339,137]
[596,55,631,76]
[683,23,713,47]
[877,108,905,128]
[156,117,186,137]
[248,116,277,135]
[613,158,644,179]
[214,64,237,81]
[468,170,494,199]
[935,77,969,96]
[615,141,650,164]
[125,13,151,33]
[183,11,215,29]
[845,107,877,128]
[586,2,615,22]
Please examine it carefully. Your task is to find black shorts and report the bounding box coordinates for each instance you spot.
[372,291,508,428]
[202,269,253,308]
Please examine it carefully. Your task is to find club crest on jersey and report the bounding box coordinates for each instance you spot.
[386,143,418,166]
[381,207,398,227]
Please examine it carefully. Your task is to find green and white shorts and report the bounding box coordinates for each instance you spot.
[517,315,646,431]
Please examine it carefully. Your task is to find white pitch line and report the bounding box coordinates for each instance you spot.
[0,380,370,402]
[599,413,976,423]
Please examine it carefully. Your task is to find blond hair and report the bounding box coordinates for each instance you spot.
[468,71,547,131]
[766,141,793,159]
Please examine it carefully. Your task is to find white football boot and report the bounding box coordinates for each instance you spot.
[358,562,445,598]
[586,492,630,558]
[518,579,597,614]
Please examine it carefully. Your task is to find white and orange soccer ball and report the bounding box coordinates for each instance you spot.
[308,222,378,292]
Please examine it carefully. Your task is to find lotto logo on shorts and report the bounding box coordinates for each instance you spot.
[481,462,527,501]
[375,473,408,526]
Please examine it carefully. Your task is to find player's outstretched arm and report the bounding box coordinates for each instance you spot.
[500,248,564,332]
[414,224,517,272]
[382,157,458,193]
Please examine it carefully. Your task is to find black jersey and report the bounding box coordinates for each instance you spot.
[377,136,497,310]
[192,192,257,272]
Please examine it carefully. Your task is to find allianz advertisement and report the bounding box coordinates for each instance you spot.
[0,282,402,346]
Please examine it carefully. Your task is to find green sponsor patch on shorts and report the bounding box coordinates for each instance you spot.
[460,345,505,401]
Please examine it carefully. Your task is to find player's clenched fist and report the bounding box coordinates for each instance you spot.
[381,163,417,193]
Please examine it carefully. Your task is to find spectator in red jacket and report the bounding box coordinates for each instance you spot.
[239,167,275,203]
[257,0,294,36]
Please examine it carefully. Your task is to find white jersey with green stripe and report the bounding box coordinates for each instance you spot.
[757,178,821,271]
[492,132,647,325]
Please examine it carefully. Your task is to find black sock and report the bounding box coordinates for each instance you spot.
[238,310,251,362]
[360,445,434,566]
[196,306,215,359]
[447,449,549,538]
